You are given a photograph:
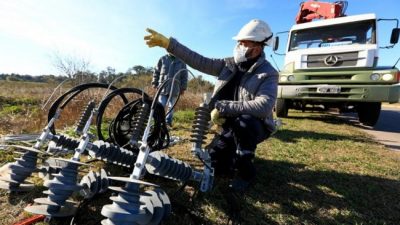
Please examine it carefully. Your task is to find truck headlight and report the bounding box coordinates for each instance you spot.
[280,76,288,82]
[370,73,380,81]
[287,75,295,81]
[382,73,394,81]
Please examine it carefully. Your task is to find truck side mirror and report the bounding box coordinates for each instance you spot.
[390,28,400,44]
[273,36,279,51]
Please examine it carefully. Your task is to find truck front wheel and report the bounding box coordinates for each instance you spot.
[276,99,290,118]
[357,102,381,126]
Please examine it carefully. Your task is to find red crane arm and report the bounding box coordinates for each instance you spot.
[296,1,346,24]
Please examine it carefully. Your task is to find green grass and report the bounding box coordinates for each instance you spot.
[174,109,195,124]
[1,110,399,225]
[0,96,41,116]
[251,112,400,225]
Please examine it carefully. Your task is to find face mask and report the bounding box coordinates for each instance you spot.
[233,44,249,64]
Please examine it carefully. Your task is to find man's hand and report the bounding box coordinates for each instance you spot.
[152,85,158,89]
[144,28,170,49]
[211,108,225,126]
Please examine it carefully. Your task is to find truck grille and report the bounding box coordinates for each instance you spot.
[308,74,354,80]
[305,52,361,68]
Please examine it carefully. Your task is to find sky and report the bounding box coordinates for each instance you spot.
[1,0,400,82]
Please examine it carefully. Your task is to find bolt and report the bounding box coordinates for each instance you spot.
[44,216,52,223]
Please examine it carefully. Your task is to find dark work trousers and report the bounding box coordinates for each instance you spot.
[210,114,271,181]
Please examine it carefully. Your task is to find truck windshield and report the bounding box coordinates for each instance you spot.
[289,20,376,51]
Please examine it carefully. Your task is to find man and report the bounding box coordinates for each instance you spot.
[144,19,278,192]
[152,53,188,127]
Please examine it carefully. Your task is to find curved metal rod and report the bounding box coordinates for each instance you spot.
[101,73,137,103]
[41,79,71,110]
[163,68,206,118]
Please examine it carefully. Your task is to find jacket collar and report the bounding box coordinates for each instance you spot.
[248,52,266,73]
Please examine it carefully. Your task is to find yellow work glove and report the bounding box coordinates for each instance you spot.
[144,28,170,49]
[210,108,226,126]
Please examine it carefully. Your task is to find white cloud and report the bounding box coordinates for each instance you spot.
[0,1,96,59]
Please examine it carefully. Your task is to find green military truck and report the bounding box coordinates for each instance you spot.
[274,12,400,126]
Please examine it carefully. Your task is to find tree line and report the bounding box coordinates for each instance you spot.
[0,73,67,83]
[0,65,214,92]
[0,65,153,83]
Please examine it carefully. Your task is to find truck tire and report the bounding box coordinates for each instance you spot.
[276,99,289,118]
[357,102,381,126]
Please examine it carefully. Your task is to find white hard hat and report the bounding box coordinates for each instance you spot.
[233,19,273,45]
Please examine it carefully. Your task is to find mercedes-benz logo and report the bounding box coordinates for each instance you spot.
[324,55,339,66]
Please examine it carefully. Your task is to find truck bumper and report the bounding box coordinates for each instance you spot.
[278,83,400,103]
